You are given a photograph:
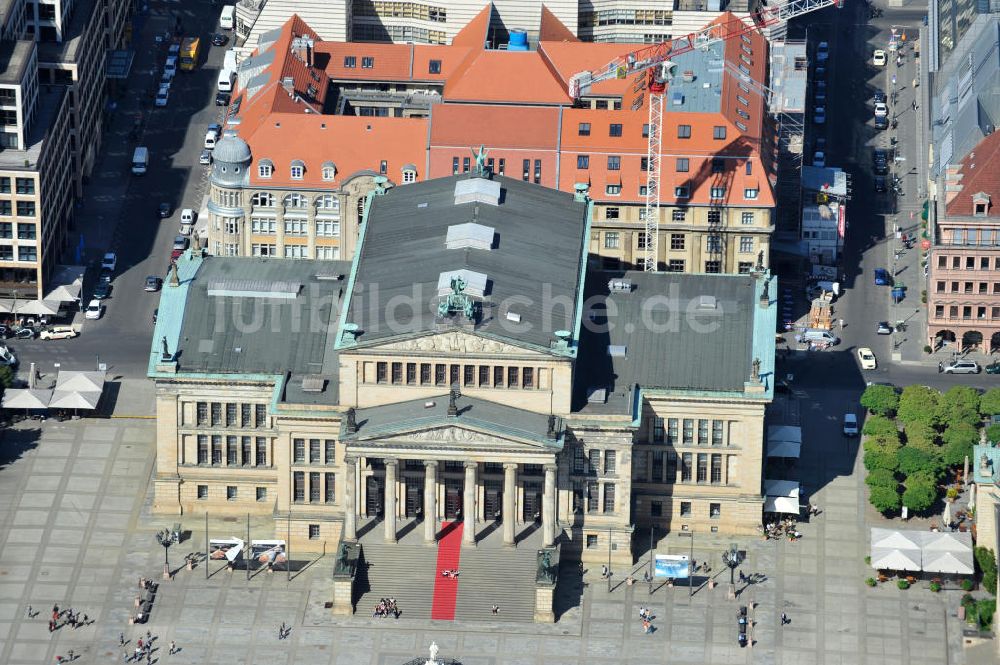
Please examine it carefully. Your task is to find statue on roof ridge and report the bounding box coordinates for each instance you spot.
[471,145,489,177]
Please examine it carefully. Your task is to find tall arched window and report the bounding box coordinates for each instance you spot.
[251,192,275,207]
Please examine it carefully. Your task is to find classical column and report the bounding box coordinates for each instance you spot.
[542,463,557,547]
[463,462,477,546]
[343,455,358,542]
[502,463,517,547]
[384,458,398,543]
[423,460,438,544]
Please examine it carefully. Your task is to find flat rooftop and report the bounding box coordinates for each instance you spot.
[0,39,33,84]
[769,40,808,115]
[37,0,99,64]
[0,88,66,170]
[664,38,726,115]
[342,174,589,353]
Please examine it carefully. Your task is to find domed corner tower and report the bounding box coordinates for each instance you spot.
[207,135,252,256]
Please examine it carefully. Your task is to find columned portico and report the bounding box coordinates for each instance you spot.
[424,460,438,544]
[344,455,358,542]
[384,458,398,543]
[542,463,557,547]
[503,463,517,546]
[463,462,477,546]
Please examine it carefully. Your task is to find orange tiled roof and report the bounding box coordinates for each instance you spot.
[444,50,571,104]
[429,104,560,149]
[450,3,491,49]
[945,131,1000,218]
[539,5,579,42]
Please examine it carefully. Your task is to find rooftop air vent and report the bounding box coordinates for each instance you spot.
[301,375,326,393]
[607,345,627,358]
[445,222,495,250]
[505,311,521,323]
[697,295,717,309]
[608,278,633,293]
[313,271,344,281]
[207,280,302,299]
[671,91,684,106]
[437,269,487,297]
[454,178,501,206]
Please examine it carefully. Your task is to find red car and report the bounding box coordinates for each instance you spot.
[170,249,184,261]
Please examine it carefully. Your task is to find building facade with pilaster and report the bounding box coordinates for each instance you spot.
[151,167,776,565]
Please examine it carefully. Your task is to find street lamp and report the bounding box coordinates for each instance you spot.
[156,528,174,580]
[722,542,745,599]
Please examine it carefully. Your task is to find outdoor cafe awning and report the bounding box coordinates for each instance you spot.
[870,547,922,571]
[48,390,101,410]
[767,426,802,458]
[45,265,85,303]
[2,388,53,409]
[869,528,973,574]
[764,479,800,514]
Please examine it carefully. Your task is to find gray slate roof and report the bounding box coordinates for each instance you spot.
[344,174,588,351]
[348,394,561,448]
[575,270,759,411]
[175,257,351,380]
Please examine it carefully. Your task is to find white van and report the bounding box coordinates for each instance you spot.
[800,329,840,345]
[217,68,235,92]
[223,49,237,73]
[219,5,235,30]
[179,208,195,235]
[131,146,149,175]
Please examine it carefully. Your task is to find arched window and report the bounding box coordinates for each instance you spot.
[315,194,338,210]
[251,192,275,207]
[357,197,365,224]
[284,193,307,209]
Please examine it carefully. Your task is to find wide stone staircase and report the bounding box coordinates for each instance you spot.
[356,518,543,623]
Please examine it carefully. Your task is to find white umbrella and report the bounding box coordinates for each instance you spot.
[968,483,976,510]
[55,370,104,393]
[1,388,52,409]
[870,547,922,571]
[48,390,100,410]
[942,500,952,527]
[14,299,61,316]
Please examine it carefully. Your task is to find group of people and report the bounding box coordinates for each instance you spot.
[372,598,400,619]
[440,569,460,578]
[277,622,292,639]
[47,605,90,633]
[638,606,655,634]
[124,631,160,664]
[761,518,802,541]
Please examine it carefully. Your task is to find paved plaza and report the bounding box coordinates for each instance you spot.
[0,382,970,665]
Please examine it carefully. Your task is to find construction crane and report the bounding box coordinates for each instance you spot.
[568,0,842,271]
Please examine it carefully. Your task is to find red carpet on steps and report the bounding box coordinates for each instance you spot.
[430,521,463,620]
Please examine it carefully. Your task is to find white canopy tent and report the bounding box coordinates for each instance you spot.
[55,371,105,393]
[2,388,53,409]
[48,390,101,410]
[14,299,61,316]
[767,426,802,458]
[44,265,85,303]
[870,547,922,571]
[764,479,800,514]
[869,528,974,574]
[923,550,974,575]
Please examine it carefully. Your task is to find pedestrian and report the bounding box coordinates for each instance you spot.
[642,618,652,633]
[639,606,647,619]
[68,649,74,661]
[491,604,499,615]
[912,99,917,111]
[82,613,88,625]
[169,640,176,655]
[137,638,143,652]
[913,77,918,88]
[120,632,125,647]
[781,611,788,625]
[26,604,32,618]
[145,630,151,643]
[48,620,54,633]
[938,361,944,373]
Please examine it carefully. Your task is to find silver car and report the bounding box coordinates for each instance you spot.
[942,360,981,374]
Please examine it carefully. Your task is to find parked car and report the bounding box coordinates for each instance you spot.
[144,276,162,292]
[173,235,189,251]
[816,41,829,61]
[170,248,184,261]
[813,151,826,168]
[843,413,859,436]
[986,362,1000,375]
[215,91,231,106]
[876,321,893,335]
[168,42,180,57]
[84,299,103,320]
[199,150,212,165]
[155,84,170,107]
[211,32,228,47]
[873,49,887,66]
[874,176,887,192]
[204,124,221,150]
[873,149,889,174]
[164,55,178,77]
[857,347,877,370]
[874,114,889,130]
[874,102,888,117]
[160,71,173,88]
[873,89,886,103]
[874,268,891,285]
[93,281,112,300]
[101,252,117,272]
[158,202,171,218]
[39,326,78,340]
[942,360,981,374]
[813,106,826,124]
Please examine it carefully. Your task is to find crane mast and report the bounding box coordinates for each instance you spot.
[568,0,841,272]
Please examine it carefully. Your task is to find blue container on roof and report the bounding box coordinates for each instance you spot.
[508,30,528,51]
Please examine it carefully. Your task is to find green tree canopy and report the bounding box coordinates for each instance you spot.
[902,474,938,513]
[898,385,942,427]
[905,421,940,453]
[863,415,898,440]
[0,364,13,390]
[860,384,900,416]
[897,446,943,478]
[975,547,998,596]
[987,424,1000,446]
[980,389,1000,418]
[941,422,979,467]
[938,386,982,427]
[864,444,900,473]
[869,484,902,514]
[865,467,899,488]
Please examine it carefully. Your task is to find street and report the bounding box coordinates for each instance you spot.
[8,1,228,381]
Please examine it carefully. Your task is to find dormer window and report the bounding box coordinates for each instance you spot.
[290,160,305,180]
[258,160,273,178]
[379,160,388,175]
[402,170,416,184]
[973,192,991,217]
[321,162,336,181]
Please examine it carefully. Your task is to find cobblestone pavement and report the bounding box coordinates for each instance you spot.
[0,384,968,665]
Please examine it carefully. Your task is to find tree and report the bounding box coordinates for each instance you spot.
[905,421,940,453]
[897,385,942,427]
[864,444,900,473]
[938,385,982,427]
[865,468,898,488]
[861,384,900,416]
[902,474,938,513]
[869,484,902,514]
[863,415,898,441]
[981,388,1000,419]
[987,424,1000,445]
[941,422,978,468]
[897,446,942,478]
[975,547,998,596]
[0,364,12,390]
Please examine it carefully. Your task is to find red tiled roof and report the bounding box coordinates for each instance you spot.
[429,104,560,149]
[450,4,491,49]
[539,5,579,42]
[945,131,1000,217]
[444,50,571,104]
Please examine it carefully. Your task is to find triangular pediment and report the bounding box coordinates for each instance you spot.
[360,424,554,452]
[364,330,549,358]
